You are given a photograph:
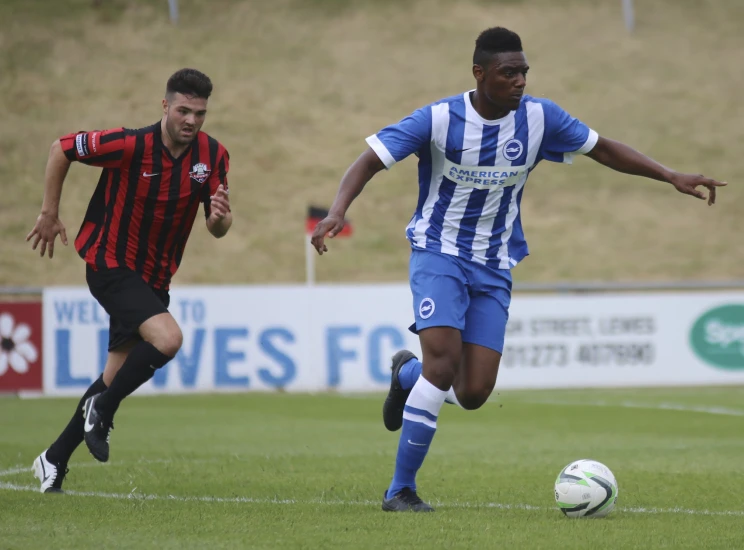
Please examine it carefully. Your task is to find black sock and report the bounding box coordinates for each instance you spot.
[95,341,172,420]
[46,375,107,464]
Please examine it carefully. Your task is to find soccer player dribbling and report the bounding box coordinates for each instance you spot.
[312,27,726,512]
[27,69,232,493]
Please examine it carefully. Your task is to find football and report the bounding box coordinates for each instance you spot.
[554,459,619,518]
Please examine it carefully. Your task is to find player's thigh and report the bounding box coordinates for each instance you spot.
[408,249,469,388]
[455,289,509,407]
[460,261,511,356]
[102,339,138,386]
[408,249,469,334]
[461,288,509,356]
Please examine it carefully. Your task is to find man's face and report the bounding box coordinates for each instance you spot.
[474,51,529,112]
[162,92,208,145]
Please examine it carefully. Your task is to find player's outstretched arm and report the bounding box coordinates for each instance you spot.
[26,140,71,259]
[586,136,727,205]
[311,148,385,255]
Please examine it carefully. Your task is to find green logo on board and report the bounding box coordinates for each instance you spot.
[690,305,744,370]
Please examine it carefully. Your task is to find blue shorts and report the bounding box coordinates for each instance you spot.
[408,248,512,353]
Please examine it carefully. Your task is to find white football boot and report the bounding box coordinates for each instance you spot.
[32,450,67,493]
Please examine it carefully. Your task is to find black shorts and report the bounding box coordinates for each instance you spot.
[86,265,170,351]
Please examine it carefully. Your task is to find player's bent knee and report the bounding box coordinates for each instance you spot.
[457,387,493,410]
[458,394,487,411]
[140,313,183,357]
[161,331,183,358]
[422,354,460,389]
[150,328,183,358]
[420,327,462,389]
[426,365,456,388]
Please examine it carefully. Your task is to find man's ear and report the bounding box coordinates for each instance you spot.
[472,64,485,84]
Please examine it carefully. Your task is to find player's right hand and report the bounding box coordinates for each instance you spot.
[26,213,68,259]
[311,215,345,255]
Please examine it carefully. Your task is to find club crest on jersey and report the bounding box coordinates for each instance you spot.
[189,163,211,183]
[503,139,524,161]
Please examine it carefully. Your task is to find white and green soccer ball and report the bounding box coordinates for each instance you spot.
[554,459,618,518]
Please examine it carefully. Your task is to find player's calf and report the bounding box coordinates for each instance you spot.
[450,342,501,410]
[450,368,498,409]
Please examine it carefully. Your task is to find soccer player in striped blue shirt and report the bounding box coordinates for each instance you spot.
[311,27,725,512]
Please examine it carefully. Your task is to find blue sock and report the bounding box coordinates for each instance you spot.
[398,358,422,390]
[387,376,447,498]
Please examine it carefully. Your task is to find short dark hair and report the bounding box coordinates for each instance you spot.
[473,27,523,67]
[166,68,213,99]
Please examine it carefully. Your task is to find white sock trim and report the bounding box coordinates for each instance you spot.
[402,411,437,429]
[406,376,448,420]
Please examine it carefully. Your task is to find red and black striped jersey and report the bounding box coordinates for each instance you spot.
[60,122,229,290]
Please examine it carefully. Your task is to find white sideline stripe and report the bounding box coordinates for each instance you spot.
[1,481,742,517]
[523,399,744,417]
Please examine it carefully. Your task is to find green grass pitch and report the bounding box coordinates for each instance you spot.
[1,387,743,549]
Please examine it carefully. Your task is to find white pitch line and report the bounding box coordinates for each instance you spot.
[523,399,744,417]
[1,481,742,517]
[0,457,216,478]
[621,505,744,517]
[647,402,744,417]
[0,466,34,477]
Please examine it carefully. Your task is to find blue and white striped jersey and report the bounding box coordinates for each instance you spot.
[366,92,597,269]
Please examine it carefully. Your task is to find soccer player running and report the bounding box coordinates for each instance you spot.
[26,69,232,493]
[311,27,726,512]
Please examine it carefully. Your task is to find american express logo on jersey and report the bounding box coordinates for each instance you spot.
[443,159,528,189]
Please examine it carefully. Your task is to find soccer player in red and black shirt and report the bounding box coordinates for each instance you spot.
[27,69,232,493]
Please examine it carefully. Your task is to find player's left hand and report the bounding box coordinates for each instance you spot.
[669,172,727,205]
[208,184,230,221]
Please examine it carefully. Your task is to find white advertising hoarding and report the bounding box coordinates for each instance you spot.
[42,286,744,396]
[42,285,422,396]
[502,293,744,388]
